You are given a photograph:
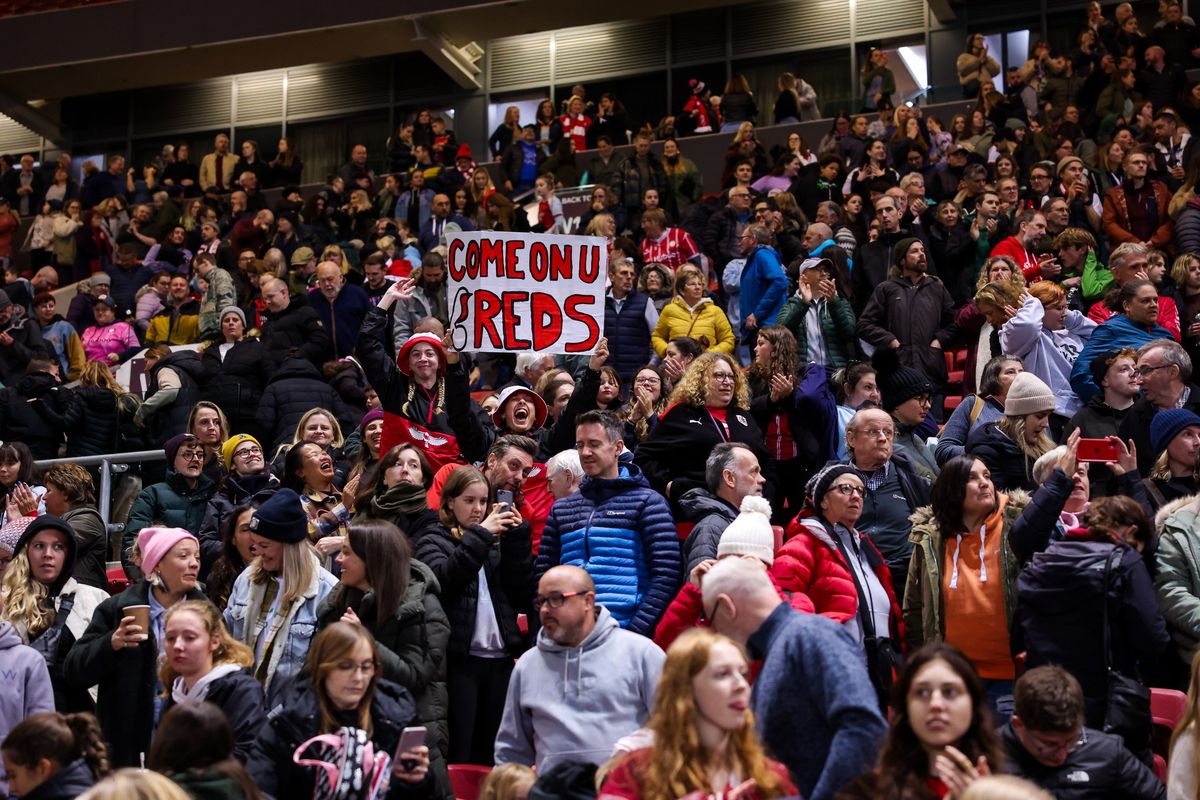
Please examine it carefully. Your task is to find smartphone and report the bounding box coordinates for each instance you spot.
[495,489,514,510]
[395,726,427,770]
[1077,438,1119,463]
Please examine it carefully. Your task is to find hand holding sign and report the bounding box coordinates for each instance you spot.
[588,338,610,371]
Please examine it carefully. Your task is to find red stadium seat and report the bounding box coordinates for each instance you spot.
[1154,753,1167,782]
[676,522,695,541]
[106,563,131,595]
[1151,687,1188,758]
[448,764,491,800]
[943,396,963,412]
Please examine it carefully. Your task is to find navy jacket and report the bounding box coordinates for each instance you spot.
[748,603,887,800]
[536,463,681,637]
[604,291,653,383]
[307,285,372,359]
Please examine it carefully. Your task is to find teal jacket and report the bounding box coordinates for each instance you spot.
[777,294,857,369]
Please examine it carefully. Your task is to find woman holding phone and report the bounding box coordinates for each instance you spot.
[246,621,432,798]
[414,466,532,766]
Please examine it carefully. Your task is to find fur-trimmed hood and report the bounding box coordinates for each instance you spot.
[1157,493,1200,533]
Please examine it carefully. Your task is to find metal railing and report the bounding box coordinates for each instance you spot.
[34,449,164,538]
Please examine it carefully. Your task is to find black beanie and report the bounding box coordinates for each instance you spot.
[892,236,921,266]
[249,488,309,544]
[805,464,860,511]
[873,348,933,412]
[15,515,78,595]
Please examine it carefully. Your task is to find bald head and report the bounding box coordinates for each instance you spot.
[316,261,344,300]
[261,278,290,313]
[700,557,780,644]
[541,565,594,593]
[803,222,833,250]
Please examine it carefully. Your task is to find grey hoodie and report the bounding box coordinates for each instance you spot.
[494,605,664,772]
[0,621,54,795]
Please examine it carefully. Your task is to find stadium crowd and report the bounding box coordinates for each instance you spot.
[10,1,1200,798]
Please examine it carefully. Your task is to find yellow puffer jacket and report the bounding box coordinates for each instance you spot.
[651,296,736,356]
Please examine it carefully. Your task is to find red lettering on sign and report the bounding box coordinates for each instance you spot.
[550,243,572,280]
[530,292,564,350]
[563,295,600,352]
[447,239,465,281]
[480,238,505,279]
[580,244,601,282]
[502,291,532,349]
[473,290,502,348]
[528,241,548,281]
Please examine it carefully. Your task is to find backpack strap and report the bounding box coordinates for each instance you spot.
[967,394,986,426]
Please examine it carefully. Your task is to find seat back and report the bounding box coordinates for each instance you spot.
[1151,687,1188,758]
[448,764,492,800]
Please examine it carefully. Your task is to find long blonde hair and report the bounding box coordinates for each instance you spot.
[248,540,319,608]
[0,550,53,640]
[158,600,254,691]
[996,414,1055,482]
[640,629,786,800]
[1172,649,1200,800]
[666,352,749,410]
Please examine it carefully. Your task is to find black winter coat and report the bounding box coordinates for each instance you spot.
[256,358,356,450]
[201,338,273,442]
[1119,385,1200,474]
[0,371,70,459]
[161,668,267,763]
[197,472,279,575]
[0,315,47,387]
[63,580,208,768]
[856,274,956,384]
[998,722,1165,799]
[634,402,778,510]
[1063,397,1132,496]
[145,349,205,448]
[1015,536,1169,729]
[965,421,1036,492]
[246,678,432,800]
[260,297,331,367]
[317,561,453,799]
[21,759,95,800]
[63,504,107,591]
[412,519,533,659]
[62,385,133,457]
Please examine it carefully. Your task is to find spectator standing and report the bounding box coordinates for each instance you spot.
[1102,149,1174,252]
[702,557,886,800]
[614,134,668,226]
[603,258,658,387]
[415,465,533,766]
[257,278,331,367]
[738,224,789,349]
[537,411,681,636]
[958,34,1002,97]
[307,261,371,359]
[192,253,236,341]
[198,134,237,193]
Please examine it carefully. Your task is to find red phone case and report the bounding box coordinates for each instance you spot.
[1077,438,1119,463]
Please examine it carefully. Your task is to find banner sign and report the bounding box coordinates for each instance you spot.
[521,184,596,234]
[446,231,606,354]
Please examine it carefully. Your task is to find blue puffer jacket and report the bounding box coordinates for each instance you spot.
[1070,312,1175,402]
[536,463,681,636]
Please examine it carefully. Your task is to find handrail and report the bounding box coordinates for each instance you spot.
[35,449,165,538]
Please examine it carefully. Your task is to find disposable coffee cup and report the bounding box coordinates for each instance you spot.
[126,605,151,640]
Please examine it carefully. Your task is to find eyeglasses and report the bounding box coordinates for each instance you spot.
[635,377,661,385]
[1136,363,1171,376]
[856,427,894,439]
[178,449,205,462]
[1026,728,1086,759]
[710,372,736,384]
[533,590,586,609]
[830,483,866,498]
[234,446,263,459]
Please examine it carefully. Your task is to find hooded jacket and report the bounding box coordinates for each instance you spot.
[903,491,1030,652]
[160,668,267,763]
[10,516,108,714]
[63,579,208,767]
[196,471,279,574]
[857,274,957,383]
[677,488,738,574]
[738,244,789,332]
[1000,294,1095,419]
[1154,496,1200,665]
[0,621,53,794]
[247,677,430,800]
[777,518,870,624]
[1016,531,1168,728]
[536,463,681,636]
[143,349,205,447]
[494,605,665,772]
[19,758,96,800]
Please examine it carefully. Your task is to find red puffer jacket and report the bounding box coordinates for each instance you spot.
[773,517,861,623]
[653,571,815,652]
[782,515,906,647]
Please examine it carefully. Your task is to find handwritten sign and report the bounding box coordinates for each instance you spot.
[446,231,606,354]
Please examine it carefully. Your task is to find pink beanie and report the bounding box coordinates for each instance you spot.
[137,527,198,576]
